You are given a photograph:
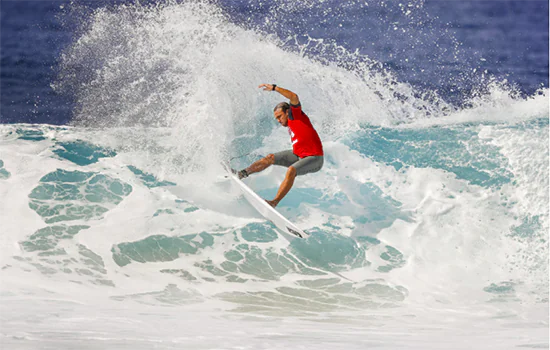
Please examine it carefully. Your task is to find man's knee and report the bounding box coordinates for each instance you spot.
[287,166,297,178]
[265,154,275,165]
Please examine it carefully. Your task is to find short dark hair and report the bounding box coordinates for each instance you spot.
[274,102,290,113]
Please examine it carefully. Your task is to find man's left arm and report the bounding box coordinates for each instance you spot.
[259,84,300,105]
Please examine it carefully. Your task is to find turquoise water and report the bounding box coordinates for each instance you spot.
[2,111,547,310]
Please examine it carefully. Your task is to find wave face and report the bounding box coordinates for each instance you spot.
[1,1,548,348]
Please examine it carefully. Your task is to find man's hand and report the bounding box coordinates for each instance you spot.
[258,84,275,91]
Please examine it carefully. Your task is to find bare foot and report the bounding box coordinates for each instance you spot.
[265,199,279,208]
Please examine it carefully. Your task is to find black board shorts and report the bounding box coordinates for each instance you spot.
[273,150,324,176]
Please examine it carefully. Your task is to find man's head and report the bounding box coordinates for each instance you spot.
[273,102,290,127]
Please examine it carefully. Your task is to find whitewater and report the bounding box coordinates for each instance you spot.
[1,1,548,349]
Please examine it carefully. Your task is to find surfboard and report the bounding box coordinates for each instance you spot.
[222,163,309,239]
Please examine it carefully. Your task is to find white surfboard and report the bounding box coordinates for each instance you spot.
[222,163,309,239]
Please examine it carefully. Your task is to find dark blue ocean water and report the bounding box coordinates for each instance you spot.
[1,0,548,124]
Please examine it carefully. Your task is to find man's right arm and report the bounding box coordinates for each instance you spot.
[258,84,300,105]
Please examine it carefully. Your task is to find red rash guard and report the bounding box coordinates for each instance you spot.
[287,103,324,157]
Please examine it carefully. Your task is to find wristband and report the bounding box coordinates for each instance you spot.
[272,84,277,91]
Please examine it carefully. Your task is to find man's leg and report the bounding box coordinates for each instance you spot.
[267,155,323,207]
[267,166,296,207]
[238,150,298,179]
[234,154,274,179]
[244,154,275,175]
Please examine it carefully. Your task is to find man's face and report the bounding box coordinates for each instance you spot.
[274,108,289,127]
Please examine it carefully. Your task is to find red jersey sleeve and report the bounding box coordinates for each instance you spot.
[289,103,307,121]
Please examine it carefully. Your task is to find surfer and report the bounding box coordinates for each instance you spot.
[235,84,324,207]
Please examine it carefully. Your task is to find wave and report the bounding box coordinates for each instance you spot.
[2,1,548,317]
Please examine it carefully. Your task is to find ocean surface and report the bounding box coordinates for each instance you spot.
[1,0,548,349]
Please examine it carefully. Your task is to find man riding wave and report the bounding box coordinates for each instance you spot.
[236,84,324,207]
